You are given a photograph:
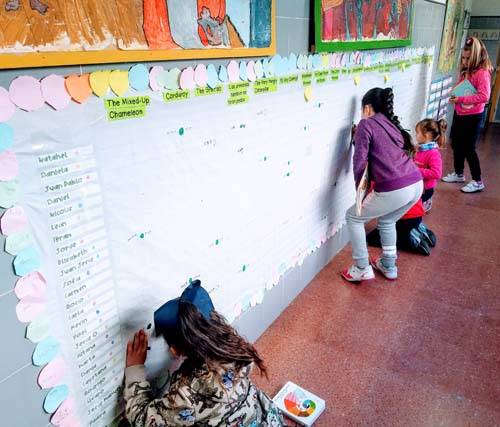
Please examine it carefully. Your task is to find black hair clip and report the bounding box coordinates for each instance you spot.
[465,37,473,47]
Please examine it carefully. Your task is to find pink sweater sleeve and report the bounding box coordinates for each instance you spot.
[418,150,442,181]
[456,69,491,105]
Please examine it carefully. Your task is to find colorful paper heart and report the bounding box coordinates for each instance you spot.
[262,58,271,77]
[6,230,33,255]
[41,74,71,110]
[26,315,51,343]
[109,70,129,96]
[304,87,313,102]
[179,67,195,90]
[0,87,16,122]
[65,74,92,104]
[38,358,66,389]
[307,55,313,70]
[289,53,298,73]
[149,65,164,91]
[239,61,247,81]
[194,64,208,87]
[227,60,240,83]
[218,65,228,83]
[33,336,60,366]
[246,61,256,82]
[254,61,264,79]
[13,245,41,276]
[322,54,330,69]
[51,397,76,425]
[0,123,14,152]
[89,70,111,97]
[206,64,219,89]
[128,64,149,91]
[15,271,47,299]
[16,296,46,323]
[9,76,44,111]
[0,149,18,181]
[1,205,28,235]
[157,68,181,90]
[0,178,19,208]
[43,384,69,413]
[354,74,361,86]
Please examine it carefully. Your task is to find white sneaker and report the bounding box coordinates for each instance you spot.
[461,180,485,193]
[341,264,375,282]
[442,172,466,183]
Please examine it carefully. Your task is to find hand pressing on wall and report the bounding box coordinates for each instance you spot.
[126,329,148,367]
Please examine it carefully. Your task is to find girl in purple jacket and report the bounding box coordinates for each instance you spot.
[342,88,423,282]
[414,118,447,212]
[442,37,492,193]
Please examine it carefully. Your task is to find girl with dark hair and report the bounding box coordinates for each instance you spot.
[342,87,423,282]
[414,118,447,211]
[442,37,493,193]
[123,280,285,427]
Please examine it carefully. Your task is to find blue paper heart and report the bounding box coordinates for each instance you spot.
[218,65,228,83]
[128,64,150,91]
[239,61,248,81]
[207,64,219,89]
[0,123,14,153]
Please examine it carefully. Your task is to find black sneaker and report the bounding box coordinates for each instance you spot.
[418,239,431,256]
[418,223,436,247]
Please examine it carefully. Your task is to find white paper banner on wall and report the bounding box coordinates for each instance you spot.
[8,58,431,427]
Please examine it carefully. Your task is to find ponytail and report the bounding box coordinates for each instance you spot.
[416,118,447,148]
[362,87,416,158]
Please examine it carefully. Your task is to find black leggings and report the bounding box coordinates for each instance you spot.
[450,112,484,181]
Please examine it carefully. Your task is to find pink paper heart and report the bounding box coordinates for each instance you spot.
[16,296,46,323]
[0,87,16,122]
[246,61,256,82]
[51,397,76,425]
[0,149,19,181]
[179,67,195,90]
[14,271,47,299]
[194,64,208,87]
[227,60,240,83]
[9,76,44,111]
[38,358,66,389]
[41,74,71,110]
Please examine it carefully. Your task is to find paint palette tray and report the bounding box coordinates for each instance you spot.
[273,381,325,426]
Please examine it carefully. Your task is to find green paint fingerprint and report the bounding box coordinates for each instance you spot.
[215,239,219,245]
[140,233,145,239]
[179,128,185,135]
[188,277,193,284]
[242,265,246,272]
[264,156,267,161]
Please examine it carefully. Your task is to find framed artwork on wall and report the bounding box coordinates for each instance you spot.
[437,0,465,73]
[314,0,414,52]
[0,0,275,69]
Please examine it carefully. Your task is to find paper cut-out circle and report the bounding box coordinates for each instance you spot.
[9,76,44,112]
[0,87,16,122]
[149,66,164,91]
[129,64,149,91]
[41,75,71,110]
[179,67,195,90]
[0,149,18,181]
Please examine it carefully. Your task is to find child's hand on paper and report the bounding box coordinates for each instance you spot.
[126,329,148,367]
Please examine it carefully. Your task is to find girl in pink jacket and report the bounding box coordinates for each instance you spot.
[442,37,493,193]
[414,118,447,212]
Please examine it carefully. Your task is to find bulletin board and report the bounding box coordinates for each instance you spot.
[0,0,275,69]
[0,47,433,427]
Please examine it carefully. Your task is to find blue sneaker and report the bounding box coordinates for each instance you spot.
[418,223,436,247]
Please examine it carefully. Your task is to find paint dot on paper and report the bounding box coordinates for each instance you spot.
[242,265,246,272]
[264,156,267,161]
[215,239,219,245]
[140,233,145,239]
[188,277,193,284]
[78,203,83,208]
[96,310,100,314]
[179,128,184,136]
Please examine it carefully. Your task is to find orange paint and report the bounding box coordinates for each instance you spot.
[143,0,179,50]
[197,0,226,21]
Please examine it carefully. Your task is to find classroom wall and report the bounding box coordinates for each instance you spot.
[470,0,500,17]
[0,1,449,426]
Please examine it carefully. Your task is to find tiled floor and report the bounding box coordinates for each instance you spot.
[253,124,500,427]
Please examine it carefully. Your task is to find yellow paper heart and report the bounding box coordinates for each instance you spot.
[304,87,313,102]
[354,74,361,86]
[322,54,330,69]
[384,74,390,83]
[89,70,111,97]
[109,70,129,96]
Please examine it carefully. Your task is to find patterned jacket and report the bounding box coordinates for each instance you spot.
[124,361,285,427]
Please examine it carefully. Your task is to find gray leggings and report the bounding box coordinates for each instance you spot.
[346,180,423,268]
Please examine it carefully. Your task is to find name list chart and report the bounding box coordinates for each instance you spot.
[38,145,124,427]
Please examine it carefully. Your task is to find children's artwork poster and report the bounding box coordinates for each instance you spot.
[437,0,466,73]
[315,0,413,52]
[0,47,433,427]
[0,0,275,68]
